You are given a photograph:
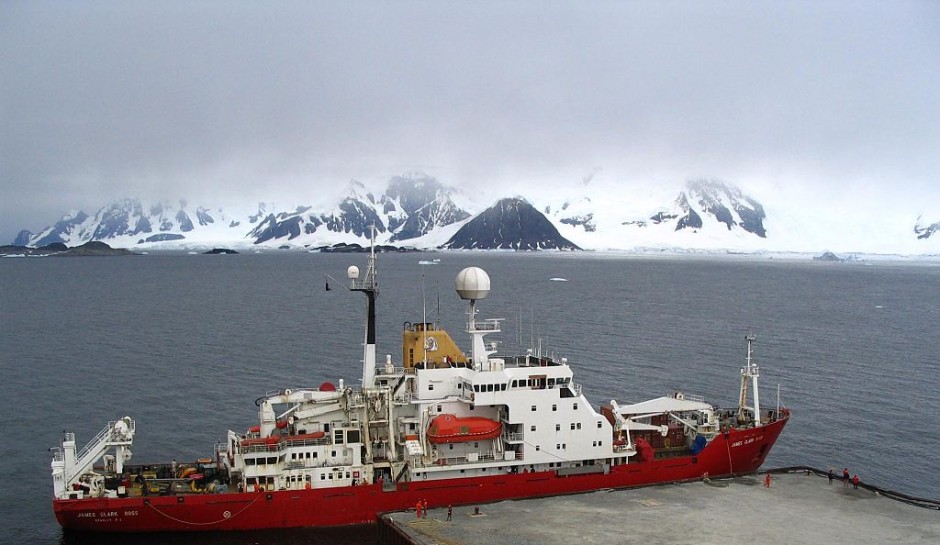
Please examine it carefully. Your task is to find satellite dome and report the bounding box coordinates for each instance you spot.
[455,267,490,300]
[347,265,360,279]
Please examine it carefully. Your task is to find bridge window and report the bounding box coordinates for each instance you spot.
[555,424,560,431]
[531,425,536,431]
[531,405,537,412]
[552,404,557,411]
[597,421,602,428]
[573,403,578,410]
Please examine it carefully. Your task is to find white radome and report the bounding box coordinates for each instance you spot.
[455,267,491,300]
[347,265,360,280]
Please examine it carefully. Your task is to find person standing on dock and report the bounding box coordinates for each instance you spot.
[423,499,428,518]
[828,468,834,484]
[764,473,772,487]
[842,468,850,487]
[447,505,452,521]
[853,475,860,490]
[415,501,422,519]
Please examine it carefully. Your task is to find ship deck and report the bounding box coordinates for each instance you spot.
[378,469,940,545]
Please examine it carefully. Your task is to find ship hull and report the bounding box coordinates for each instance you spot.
[54,415,786,532]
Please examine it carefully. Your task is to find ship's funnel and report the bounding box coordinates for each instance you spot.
[455,267,490,300]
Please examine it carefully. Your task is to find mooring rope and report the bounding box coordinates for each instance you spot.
[763,465,940,511]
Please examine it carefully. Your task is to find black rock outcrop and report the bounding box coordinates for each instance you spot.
[441,198,580,250]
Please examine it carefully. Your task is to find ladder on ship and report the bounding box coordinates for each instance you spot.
[53,417,135,496]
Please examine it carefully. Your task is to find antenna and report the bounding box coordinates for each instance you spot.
[347,225,379,388]
[421,263,427,365]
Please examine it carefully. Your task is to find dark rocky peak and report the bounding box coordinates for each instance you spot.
[914,216,940,240]
[175,209,194,232]
[685,179,766,237]
[441,197,580,250]
[30,210,90,247]
[13,230,33,246]
[196,207,214,225]
[90,199,146,240]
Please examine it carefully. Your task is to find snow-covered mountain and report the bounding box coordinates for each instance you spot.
[441,198,579,250]
[12,174,940,255]
[15,174,473,251]
[18,199,272,249]
[538,178,771,252]
[246,175,470,247]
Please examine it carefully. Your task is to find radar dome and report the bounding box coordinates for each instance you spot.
[347,265,360,279]
[455,267,490,300]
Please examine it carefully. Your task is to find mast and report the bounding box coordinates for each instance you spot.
[738,333,761,425]
[455,267,497,369]
[350,226,378,388]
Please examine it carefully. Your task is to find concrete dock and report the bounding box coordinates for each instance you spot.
[378,471,939,545]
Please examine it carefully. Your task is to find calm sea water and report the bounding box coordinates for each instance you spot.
[2,252,939,545]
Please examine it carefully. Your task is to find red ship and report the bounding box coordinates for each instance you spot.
[51,245,789,532]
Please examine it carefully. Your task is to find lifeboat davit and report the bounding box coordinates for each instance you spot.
[427,414,502,444]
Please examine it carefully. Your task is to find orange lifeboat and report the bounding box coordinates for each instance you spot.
[240,436,281,448]
[285,431,326,442]
[427,414,502,444]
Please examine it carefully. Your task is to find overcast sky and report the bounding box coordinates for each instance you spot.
[2,1,939,243]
